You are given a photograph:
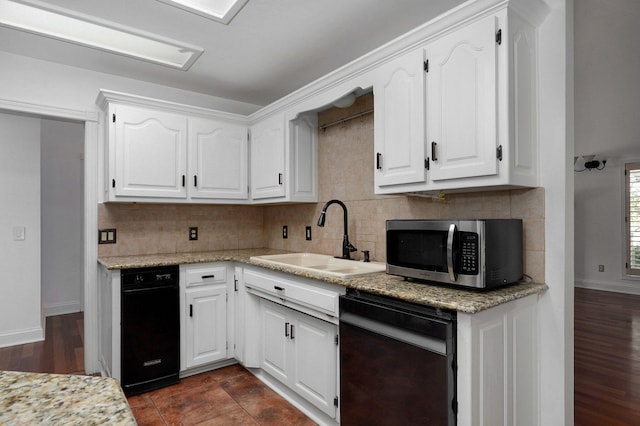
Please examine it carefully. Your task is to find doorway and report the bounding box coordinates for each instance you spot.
[0,111,85,366]
[41,118,85,317]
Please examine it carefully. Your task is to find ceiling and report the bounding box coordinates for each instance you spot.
[0,0,465,107]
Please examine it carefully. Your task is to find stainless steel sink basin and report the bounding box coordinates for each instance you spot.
[250,253,386,277]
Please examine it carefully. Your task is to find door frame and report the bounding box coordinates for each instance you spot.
[0,97,100,373]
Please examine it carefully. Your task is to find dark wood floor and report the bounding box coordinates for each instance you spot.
[574,287,640,425]
[0,312,84,374]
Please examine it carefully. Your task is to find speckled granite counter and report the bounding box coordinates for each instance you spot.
[98,248,547,314]
[0,370,136,425]
[98,248,288,270]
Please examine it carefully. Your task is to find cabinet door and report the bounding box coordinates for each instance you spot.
[185,285,227,368]
[113,104,188,198]
[189,118,248,200]
[427,15,499,181]
[290,114,318,201]
[250,114,285,199]
[259,300,291,383]
[374,49,427,187]
[291,313,337,418]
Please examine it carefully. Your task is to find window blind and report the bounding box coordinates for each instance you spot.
[627,163,640,275]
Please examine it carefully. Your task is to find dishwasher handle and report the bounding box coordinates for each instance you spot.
[340,311,447,355]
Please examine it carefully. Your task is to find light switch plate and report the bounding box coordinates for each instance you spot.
[13,226,25,241]
[98,228,116,244]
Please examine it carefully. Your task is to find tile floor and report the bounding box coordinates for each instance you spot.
[127,364,317,425]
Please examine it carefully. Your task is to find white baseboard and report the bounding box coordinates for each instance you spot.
[0,326,44,349]
[575,279,640,296]
[43,301,82,317]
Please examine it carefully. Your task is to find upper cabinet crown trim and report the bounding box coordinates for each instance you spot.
[248,0,550,122]
[96,89,249,124]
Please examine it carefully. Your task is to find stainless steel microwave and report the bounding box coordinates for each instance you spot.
[386,219,523,289]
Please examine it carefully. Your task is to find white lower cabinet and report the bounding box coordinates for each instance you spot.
[260,299,338,418]
[185,284,227,368]
[181,264,230,370]
[457,294,539,426]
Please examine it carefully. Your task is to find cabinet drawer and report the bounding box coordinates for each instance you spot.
[185,265,227,287]
[244,269,339,316]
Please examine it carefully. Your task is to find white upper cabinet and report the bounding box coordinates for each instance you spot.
[374,49,426,187]
[374,5,544,195]
[250,113,286,200]
[98,91,249,204]
[249,112,317,203]
[289,113,318,202]
[112,104,188,199]
[427,14,499,182]
[189,118,248,200]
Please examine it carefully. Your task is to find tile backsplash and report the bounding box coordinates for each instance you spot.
[97,203,265,257]
[98,93,545,283]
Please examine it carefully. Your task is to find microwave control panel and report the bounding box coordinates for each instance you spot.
[459,232,478,274]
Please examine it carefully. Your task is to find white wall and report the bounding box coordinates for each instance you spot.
[0,112,43,347]
[41,119,85,316]
[574,0,640,293]
[0,51,262,116]
[538,0,573,424]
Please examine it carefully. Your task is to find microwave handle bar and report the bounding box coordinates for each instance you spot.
[447,224,457,282]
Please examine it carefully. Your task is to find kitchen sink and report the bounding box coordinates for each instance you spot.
[250,253,386,277]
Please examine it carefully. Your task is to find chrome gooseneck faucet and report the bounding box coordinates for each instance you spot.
[317,199,357,259]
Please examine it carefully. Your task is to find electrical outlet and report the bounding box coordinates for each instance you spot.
[189,227,198,241]
[305,226,312,241]
[283,225,288,239]
[598,264,605,272]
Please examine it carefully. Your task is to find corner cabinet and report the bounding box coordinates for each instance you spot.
[249,113,285,199]
[249,112,318,203]
[97,90,249,204]
[374,5,544,195]
[259,299,338,418]
[241,267,343,422]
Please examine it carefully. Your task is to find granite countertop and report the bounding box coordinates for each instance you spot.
[0,370,136,425]
[98,248,547,314]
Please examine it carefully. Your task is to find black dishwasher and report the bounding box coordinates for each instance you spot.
[339,290,456,425]
[121,265,180,396]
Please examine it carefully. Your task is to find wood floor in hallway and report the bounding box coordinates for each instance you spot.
[0,312,84,374]
[574,287,640,425]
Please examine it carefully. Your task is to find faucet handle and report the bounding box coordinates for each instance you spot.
[361,250,370,262]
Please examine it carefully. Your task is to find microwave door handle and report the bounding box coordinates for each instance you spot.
[447,224,457,282]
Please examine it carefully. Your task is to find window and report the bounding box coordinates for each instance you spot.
[626,162,640,276]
